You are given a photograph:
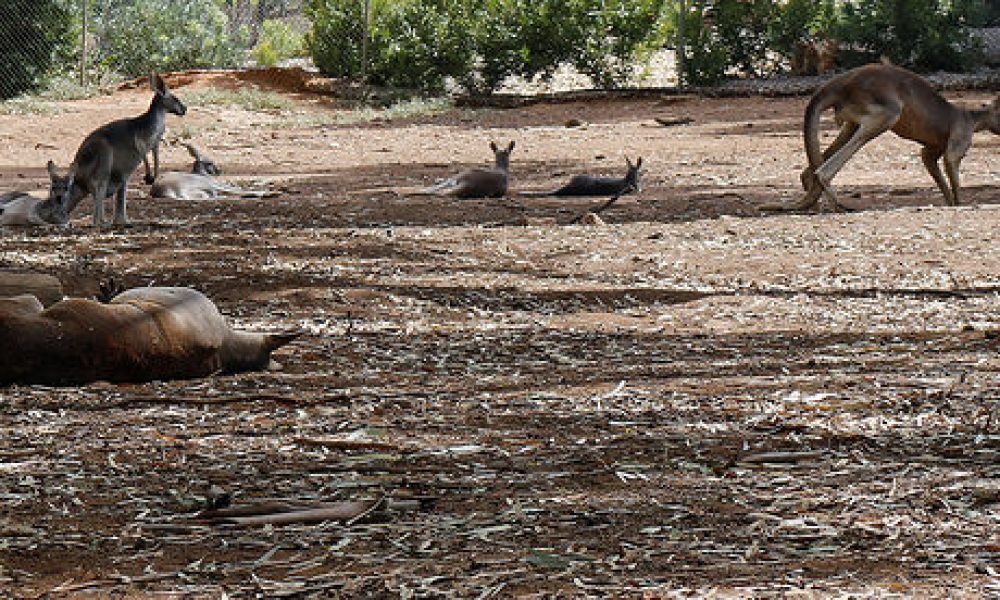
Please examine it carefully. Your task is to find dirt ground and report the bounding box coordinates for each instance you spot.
[2,71,1000,597]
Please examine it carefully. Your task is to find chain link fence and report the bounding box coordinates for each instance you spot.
[1,0,309,100]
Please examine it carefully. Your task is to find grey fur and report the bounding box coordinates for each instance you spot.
[525,157,643,197]
[66,73,187,226]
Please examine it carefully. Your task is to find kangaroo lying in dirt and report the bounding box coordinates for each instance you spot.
[0,286,300,385]
[762,62,1000,211]
[523,157,643,197]
[416,141,515,198]
[0,161,71,226]
[65,73,187,226]
[151,144,278,200]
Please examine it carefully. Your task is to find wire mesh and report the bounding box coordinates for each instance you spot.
[0,0,308,99]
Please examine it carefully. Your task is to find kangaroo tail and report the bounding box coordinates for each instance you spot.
[759,86,837,212]
[803,87,838,181]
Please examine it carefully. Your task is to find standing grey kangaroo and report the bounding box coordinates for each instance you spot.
[523,157,643,197]
[0,161,72,226]
[761,62,1000,212]
[66,73,187,226]
[150,144,278,200]
[418,141,515,198]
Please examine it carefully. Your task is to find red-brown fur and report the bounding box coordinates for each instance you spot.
[0,287,298,385]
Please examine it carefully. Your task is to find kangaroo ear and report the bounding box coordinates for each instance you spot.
[184,143,201,159]
[490,141,498,153]
[507,140,516,152]
[150,72,166,93]
[625,156,633,168]
[636,157,643,169]
[47,160,57,178]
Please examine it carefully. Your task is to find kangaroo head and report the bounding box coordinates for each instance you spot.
[625,156,643,192]
[151,72,187,117]
[41,160,73,225]
[489,140,516,171]
[185,143,220,176]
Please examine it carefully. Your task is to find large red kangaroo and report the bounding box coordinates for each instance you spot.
[762,63,1000,211]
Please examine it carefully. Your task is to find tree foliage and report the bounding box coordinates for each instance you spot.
[306,0,671,94]
[682,0,987,85]
[96,0,248,76]
[0,0,75,99]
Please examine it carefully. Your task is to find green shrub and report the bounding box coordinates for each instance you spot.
[470,0,588,93]
[573,0,671,89]
[252,19,306,67]
[96,0,247,76]
[680,1,730,85]
[306,0,669,94]
[369,0,477,91]
[0,0,75,99]
[305,0,367,78]
[832,0,982,71]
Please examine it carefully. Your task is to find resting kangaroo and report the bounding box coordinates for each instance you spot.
[523,157,643,197]
[151,144,277,200]
[0,161,71,226]
[763,63,1000,211]
[66,73,187,226]
[0,287,300,385]
[418,141,515,198]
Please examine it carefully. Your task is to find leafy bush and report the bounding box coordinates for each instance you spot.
[469,0,589,93]
[573,0,671,89]
[305,0,367,78]
[682,0,984,84]
[369,0,476,91]
[679,1,731,85]
[252,19,306,67]
[96,0,247,76]
[831,0,982,71]
[307,0,670,94]
[0,0,75,99]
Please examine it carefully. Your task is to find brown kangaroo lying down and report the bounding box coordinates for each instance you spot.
[416,141,515,198]
[0,287,300,385]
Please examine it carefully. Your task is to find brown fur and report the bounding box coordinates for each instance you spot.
[0,287,299,385]
[790,39,838,76]
[762,63,1000,211]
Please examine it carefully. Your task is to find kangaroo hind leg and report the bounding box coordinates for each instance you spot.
[920,146,954,205]
[812,106,900,211]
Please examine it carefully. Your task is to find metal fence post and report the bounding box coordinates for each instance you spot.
[676,0,686,88]
[361,0,371,83]
[80,0,89,86]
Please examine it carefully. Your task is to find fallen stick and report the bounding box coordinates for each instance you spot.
[654,116,694,127]
[566,187,632,225]
[294,437,404,452]
[738,450,824,464]
[195,497,418,527]
[219,501,377,527]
